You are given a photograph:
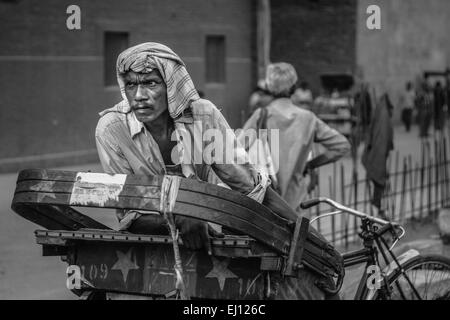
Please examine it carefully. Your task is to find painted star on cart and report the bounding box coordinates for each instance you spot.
[112,248,140,283]
[205,257,238,291]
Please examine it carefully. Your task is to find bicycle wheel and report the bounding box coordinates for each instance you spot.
[376,254,450,300]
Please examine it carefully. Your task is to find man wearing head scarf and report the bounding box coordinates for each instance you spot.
[95,43,302,253]
[96,47,343,299]
[239,63,351,215]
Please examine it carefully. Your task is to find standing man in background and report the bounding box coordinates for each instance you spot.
[239,63,350,215]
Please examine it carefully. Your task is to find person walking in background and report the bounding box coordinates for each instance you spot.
[433,81,446,131]
[353,81,373,146]
[400,82,415,132]
[239,63,350,215]
[416,81,433,138]
[362,93,394,219]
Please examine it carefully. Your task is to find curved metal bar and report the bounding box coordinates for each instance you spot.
[389,225,406,251]
[305,197,407,252]
[303,197,399,226]
[310,211,343,225]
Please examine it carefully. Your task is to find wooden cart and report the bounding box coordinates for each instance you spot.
[11,169,317,300]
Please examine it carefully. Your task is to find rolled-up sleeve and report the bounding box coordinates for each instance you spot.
[208,107,270,203]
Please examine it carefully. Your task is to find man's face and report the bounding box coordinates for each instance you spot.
[123,69,168,123]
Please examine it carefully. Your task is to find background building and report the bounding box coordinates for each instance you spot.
[271,0,357,95]
[357,0,450,120]
[0,0,255,172]
[2,0,450,172]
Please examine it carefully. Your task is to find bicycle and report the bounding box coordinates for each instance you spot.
[301,197,450,300]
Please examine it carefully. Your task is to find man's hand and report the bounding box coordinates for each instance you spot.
[175,216,223,254]
[307,169,318,193]
[303,162,318,193]
[303,162,313,177]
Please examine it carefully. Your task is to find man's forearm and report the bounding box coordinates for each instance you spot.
[307,153,338,171]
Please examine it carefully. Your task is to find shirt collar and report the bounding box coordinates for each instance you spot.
[128,112,146,138]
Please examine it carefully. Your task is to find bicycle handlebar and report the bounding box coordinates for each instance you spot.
[300,197,399,227]
[300,198,322,210]
[301,197,406,252]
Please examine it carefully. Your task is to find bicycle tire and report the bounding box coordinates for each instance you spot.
[368,254,450,300]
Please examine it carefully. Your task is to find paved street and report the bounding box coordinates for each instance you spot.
[0,163,111,299]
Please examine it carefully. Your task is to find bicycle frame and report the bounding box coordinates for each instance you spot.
[342,217,392,300]
[303,197,421,300]
[344,248,378,300]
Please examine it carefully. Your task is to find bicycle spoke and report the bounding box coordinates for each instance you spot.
[394,278,408,300]
[427,265,450,299]
[392,262,450,300]
[426,266,440,298]
[423,266,432,299]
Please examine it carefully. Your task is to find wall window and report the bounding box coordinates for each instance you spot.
[104,32,129,86]
[205,35,226,83]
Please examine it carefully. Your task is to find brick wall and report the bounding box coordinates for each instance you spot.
[270,0,357,95]
[0,0,254,171]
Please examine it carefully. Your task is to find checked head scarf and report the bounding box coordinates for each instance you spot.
[116,42,200,119]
